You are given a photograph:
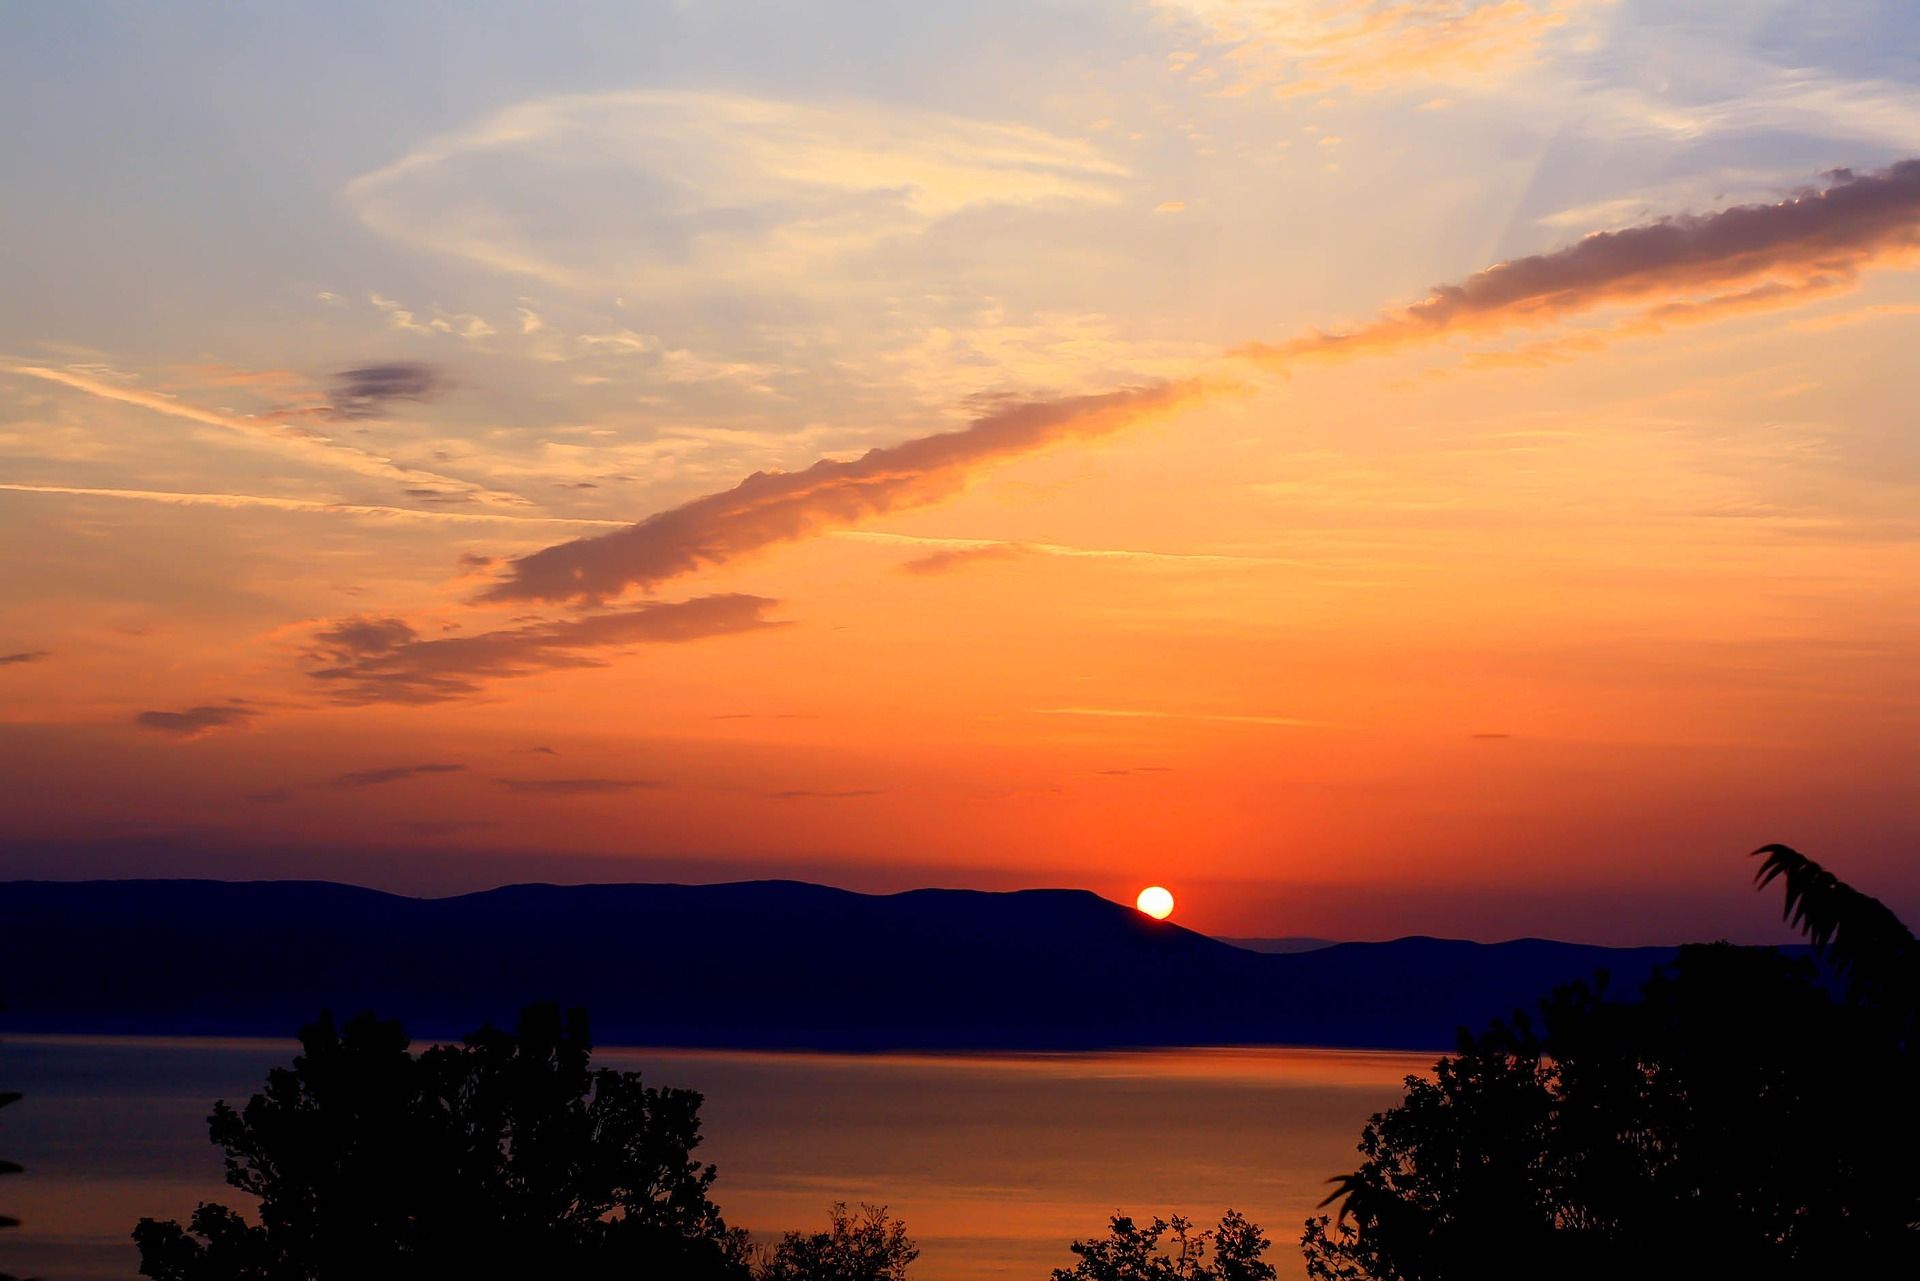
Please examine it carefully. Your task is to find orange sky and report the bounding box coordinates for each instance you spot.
[3,2,1917,942]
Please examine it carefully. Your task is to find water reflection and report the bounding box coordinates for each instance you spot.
[5,1037,1431,1279]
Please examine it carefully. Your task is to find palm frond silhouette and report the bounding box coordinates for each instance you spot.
[1752,843,1917,1009]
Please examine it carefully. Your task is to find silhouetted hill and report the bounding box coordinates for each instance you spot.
[0,879,1696,1051]
[1219,936,1338,954]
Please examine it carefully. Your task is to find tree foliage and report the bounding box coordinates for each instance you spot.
[757,1202,917,1281]
[1302,851,1920,1280]
[133,1003,751,1281]
[1054,1211,1275,1281]
[1,1049,20,1281]
[1753,843,1918,1030]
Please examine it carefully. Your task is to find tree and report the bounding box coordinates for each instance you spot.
[1301,851,1920,1280]
[1,1051,19,1281]
[133,1003,751,1281]
[1753,844,1918,1033]
[1054,1211,1275,1281]
[755,1203,917,1281]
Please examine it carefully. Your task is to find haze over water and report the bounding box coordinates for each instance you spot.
[6,1037,1430,1280]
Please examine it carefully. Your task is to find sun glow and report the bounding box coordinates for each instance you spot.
[1136,886,1175,920]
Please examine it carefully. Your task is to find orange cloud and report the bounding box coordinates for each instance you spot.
[1459,274,1860,370]
[0,482,623,528]
[10,364,521,505]
[484,382,1205,604]
[307,594,785,704]
[133,704,263,738]
[1240,160,1920,364]
[1160,0,1604,99]
[898,543,1036,576]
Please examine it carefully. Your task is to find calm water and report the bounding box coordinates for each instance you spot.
[2,1037,1433,1280]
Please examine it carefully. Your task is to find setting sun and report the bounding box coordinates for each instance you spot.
[1136,886,1175,920]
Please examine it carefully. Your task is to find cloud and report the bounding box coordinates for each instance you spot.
[1457,274,1857,370]
[134,704,263,738]
[1240,160,1920,365]
[0,650,50,666]
[9,365,520,505]
[898,542,1036,576]
[1790,301,1920,333]
[484,382,1205,604]
[494,777,660,795]
[307,594,784,704]
[769,788,885,800]
[328,362,446,420]
[345,90,1129,291]
[1157,0,1607,99]
[0,482,624,528]
[1037,707,1323,727]
[842,529,1288,569]
[334,762,467,788]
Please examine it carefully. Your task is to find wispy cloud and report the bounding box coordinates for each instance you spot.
[769,788,886,800]
[0,482,625,527]
[1157,0,1608,99]
[334,762,466,788]
[484,383,1206,604]
[307,594,785,705]
[0,650,51,666]
[133,704,263,739]
[897,542,1036,576]
[327,362,446,420]
[1789,301,1920,333]
[840,530,1290,570]
[10,365,521,505]
[346,89,1129,291]
[494,777,660,795]
[1240,160,1920,365]
[1037,707,1323,727]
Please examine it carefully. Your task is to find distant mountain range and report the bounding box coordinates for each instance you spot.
[0,879,1697,1052]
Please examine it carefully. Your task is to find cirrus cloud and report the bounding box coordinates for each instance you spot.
[345,89,1130,292]
[134,704,263,739]
[1240,159,1920,364]
[307,594,786,705]
[483,382,1206,604]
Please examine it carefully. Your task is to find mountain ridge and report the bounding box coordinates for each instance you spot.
[0,878,1698,1052]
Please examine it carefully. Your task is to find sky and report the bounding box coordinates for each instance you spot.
[2,0,1917,944]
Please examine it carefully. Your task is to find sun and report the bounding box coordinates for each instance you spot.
[1135,885,1175,920]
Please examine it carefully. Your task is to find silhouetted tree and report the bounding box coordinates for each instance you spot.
[1055,1212,1274,1281]
[133,1003,750,1281]
[756,1202,917,1281]
[1302,851,1920,1280]
[1754,844,1918,1034]
[1,1040,20,1281]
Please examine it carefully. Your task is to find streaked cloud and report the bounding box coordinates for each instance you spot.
[0,482,624,527]
[133,704,263,738]
[346,89,1129,291]
[494,777,660,795]
[897,542,1036,577]
[306,594,785,704]
[334,762,466,788]
[0,650,51,666]
[1037,707,1324,728]
[9,364,522,505]
[841,530,1292,570]
[484,382,1205,604]
[1240,160,1920,364]
[327,362,446,420]
[1157,0,1608,99]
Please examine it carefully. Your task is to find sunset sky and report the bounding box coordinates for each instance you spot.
[3,0,1917,943]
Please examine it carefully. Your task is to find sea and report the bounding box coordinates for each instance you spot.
[2,1036,1435,1280]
